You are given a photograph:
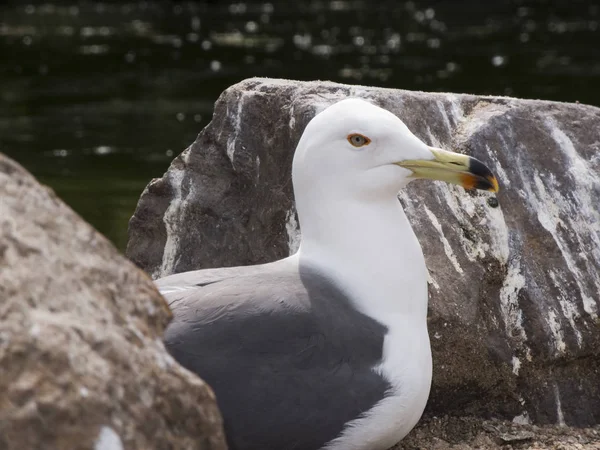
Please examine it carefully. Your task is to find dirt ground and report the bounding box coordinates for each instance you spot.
[393,416,600,450]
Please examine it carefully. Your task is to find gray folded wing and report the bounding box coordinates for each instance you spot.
[160,264,391,450]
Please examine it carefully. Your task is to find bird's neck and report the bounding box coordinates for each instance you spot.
[296,195,429,321]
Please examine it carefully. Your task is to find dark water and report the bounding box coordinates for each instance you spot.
[1,0,599,250]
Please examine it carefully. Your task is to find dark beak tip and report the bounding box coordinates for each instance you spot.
[487,176,500,193]
[474,175,499,193]
[468,156,499,193]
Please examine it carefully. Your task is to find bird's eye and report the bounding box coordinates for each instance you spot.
[347,133,371,148]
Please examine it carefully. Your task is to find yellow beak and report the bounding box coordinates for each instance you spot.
[396,147,499,192]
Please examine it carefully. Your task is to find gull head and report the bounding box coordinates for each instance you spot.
[292,98,498,202]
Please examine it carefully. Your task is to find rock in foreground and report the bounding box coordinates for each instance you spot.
[0,154,226,450]
[127,78,600,427]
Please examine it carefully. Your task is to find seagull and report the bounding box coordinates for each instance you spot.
[157,98,498,450]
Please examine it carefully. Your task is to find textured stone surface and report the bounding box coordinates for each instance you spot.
[394,416,600,450]
[127,78,600,426]
[0,154,226,450]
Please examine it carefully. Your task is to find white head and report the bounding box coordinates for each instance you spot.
[291,98,498,255]
[292,98,498,204]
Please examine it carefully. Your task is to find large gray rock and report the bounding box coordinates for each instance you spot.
[0,154,226,450]
[127,78,600,427]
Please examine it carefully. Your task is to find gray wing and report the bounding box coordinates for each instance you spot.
[161,264,391,450]
[155,262,276,295]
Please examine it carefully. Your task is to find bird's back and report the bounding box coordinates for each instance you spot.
[159,262,392,450]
